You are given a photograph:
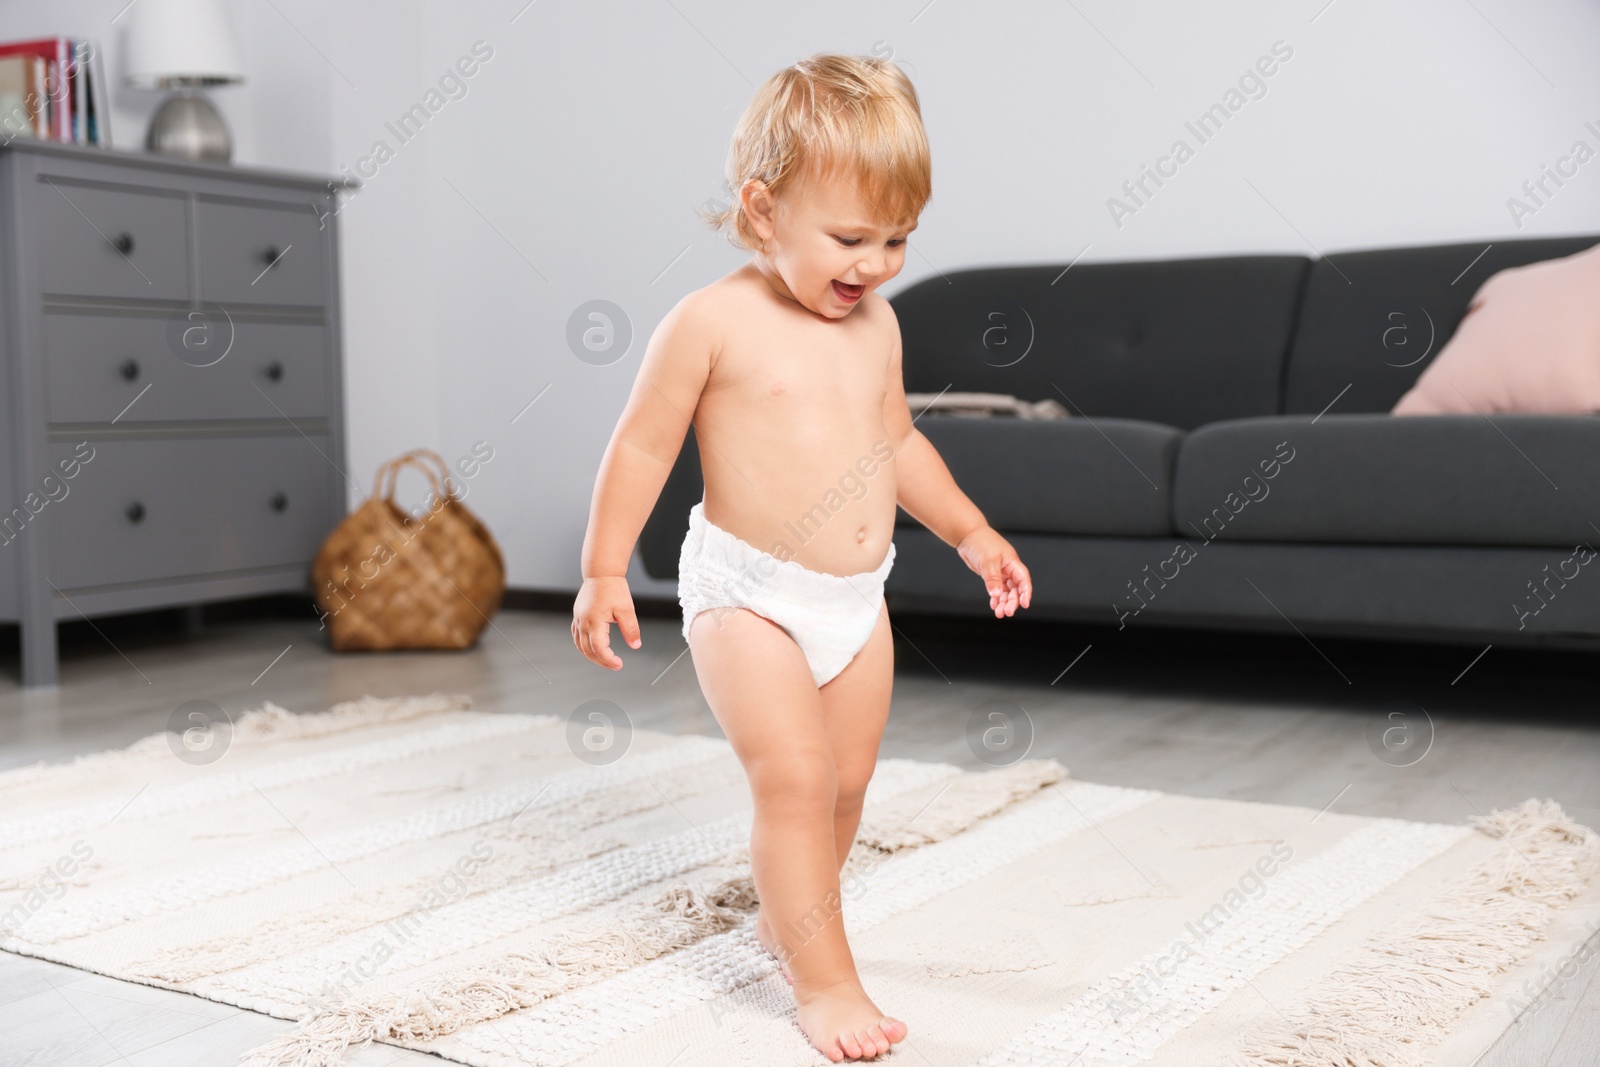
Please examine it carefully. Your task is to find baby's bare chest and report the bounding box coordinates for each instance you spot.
[705,329,890,435]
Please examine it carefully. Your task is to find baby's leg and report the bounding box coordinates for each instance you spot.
[817,607,894,872]
[688,608,906,1062]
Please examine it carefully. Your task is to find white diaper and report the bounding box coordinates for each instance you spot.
[678,501,896,687]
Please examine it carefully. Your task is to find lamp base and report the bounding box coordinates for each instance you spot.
[145,91,232,163]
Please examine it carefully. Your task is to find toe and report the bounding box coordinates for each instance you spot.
[858,1028,886,1057]
[881,1015,909,1042]
[865,1024,890,1055]
[850,1030,870,1059]
[840,1031,864,1059]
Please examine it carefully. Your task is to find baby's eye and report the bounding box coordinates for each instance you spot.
[833,235,862,247]
[887,239,906,248]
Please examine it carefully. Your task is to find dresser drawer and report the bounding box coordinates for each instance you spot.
[36,180,190,300]
[47,436,334,590]
[45,312,330,424]
[197,199,326,306]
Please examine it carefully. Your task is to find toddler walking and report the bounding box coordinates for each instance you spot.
[573,53,1031,1062]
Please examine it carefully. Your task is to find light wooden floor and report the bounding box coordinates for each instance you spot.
[1,600,1596,1066]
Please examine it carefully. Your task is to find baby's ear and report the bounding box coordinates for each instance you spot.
[740,180,778,241]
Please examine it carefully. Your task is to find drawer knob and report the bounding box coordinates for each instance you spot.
[270,492,289,513]
[119,358,141,381]
[112,232,134,255]
[125,501,146,524]
[264,361,284,382]
[261,245,281,266]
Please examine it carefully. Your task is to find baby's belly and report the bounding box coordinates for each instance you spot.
[699,436,899,577]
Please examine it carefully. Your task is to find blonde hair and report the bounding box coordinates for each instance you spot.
[705,53,931,250]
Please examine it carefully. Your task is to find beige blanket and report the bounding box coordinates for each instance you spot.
[906,390,1071,420]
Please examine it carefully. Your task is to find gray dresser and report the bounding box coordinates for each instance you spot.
[0,141,350,687]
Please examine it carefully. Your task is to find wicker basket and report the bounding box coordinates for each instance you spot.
[311,449,506,651]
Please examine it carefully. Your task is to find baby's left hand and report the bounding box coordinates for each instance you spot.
[957,525,1033,618]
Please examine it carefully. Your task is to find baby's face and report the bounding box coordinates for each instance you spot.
[763,170,916,320]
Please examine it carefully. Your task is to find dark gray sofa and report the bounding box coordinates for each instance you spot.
[640,235,1600,649]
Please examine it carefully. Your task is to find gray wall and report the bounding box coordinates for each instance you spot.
[13,0,1600,598]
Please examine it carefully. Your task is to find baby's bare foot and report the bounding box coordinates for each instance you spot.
[794,978,908,1062]
[754,907,794,985]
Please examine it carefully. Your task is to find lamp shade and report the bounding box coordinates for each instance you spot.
[124,0,245,88]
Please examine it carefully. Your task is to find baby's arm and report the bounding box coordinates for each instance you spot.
[574,296,715,669]
[880,303,1033,618]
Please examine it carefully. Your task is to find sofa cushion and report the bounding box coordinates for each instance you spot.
[903,415,1182,537]
[891,255,1309,431]
[1173,414,1600,548]
[1282,236,1600,416]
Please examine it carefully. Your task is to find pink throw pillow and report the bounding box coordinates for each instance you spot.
[1392,241,1600,415]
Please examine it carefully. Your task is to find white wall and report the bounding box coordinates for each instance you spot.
[16,1,1600,599]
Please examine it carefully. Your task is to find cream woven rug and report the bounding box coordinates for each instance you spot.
[2,694,1597,1067]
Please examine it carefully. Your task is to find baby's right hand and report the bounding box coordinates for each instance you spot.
[572,576,642,671]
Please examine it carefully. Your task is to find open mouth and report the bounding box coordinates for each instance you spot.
[831,280,865,304]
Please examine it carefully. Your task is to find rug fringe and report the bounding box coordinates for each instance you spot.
[237,759,1063,1066]
[0,694,478,794]
[232,693,479,742]
[856,758,1067,853]
[235,878,758,1067]
[1234,798,1600,1067]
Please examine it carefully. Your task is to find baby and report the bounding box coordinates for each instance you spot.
[573,53,1032,1062]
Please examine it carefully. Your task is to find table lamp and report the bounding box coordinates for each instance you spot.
[123,0,245,162]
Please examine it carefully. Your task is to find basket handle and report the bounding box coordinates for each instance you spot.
[368,455,405,499]
[405,449,456,491]
[373,449,457,505]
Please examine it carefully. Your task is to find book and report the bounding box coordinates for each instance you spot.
[0,55,33,142]
[88,41,110,146]
[75,40,92,146]
[32,55,46,137]
[71,38,84,144]
[71,39,89,146]
[53,36,69,141]
[55,35,70,140]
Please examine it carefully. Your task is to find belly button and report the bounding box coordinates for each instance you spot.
[856,527,866,543]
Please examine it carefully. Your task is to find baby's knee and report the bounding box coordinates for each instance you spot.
[750,752,838,813]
